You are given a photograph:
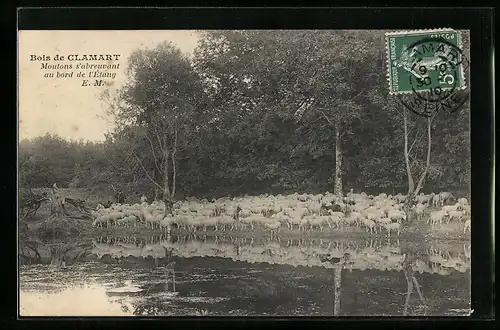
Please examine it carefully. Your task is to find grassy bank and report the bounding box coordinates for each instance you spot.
[25,215,470,243]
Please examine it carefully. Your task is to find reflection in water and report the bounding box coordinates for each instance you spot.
[20,283,133,316]
[334,267,341,315]
[19,234,471,316]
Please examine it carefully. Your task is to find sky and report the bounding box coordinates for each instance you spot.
[18,30,200,142]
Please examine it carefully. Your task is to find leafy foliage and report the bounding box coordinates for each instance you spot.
[19,31,470,200]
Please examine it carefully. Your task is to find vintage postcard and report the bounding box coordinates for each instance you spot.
[18,29,471,317]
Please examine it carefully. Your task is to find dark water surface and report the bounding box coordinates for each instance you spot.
[19,235,471,316]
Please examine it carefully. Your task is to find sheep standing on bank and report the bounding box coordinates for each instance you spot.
[264,221,281,239]
[383,222,401,236]
[439,192,455,206]
[362,218,377,234]
[429,210,447,226]
[463,219,471,233]
[387,209,406,223]
[432,194,441,207]
[412,203,426,220]
[90,190,468,236]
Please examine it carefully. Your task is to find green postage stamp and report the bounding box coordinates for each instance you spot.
[385,29,466,95]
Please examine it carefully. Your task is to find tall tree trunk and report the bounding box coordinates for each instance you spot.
[334,122,343,197]
[162,147,171,217]
[49,246,66,268]
[163,195,174,217]
[164,128,178,217]
[154,171,159,201]
[403,268,414,316]
[171,151,176,197]
[403,108,414,195]
[414,116,432,196]
[333,266,342,316]
[402,108,416,223]
[163,151,174,217]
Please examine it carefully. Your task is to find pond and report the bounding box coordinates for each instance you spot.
[19,234,471,317]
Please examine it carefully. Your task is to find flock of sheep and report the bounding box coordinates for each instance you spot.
[91,190,471,236]
[91,235,471,275]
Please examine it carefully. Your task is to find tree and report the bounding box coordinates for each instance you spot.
[387,31,470,210]
[18,31,471,204]
[402,254,427,316]
[194,30,386,196]
[105,42,206,215]
[292,31,386,196]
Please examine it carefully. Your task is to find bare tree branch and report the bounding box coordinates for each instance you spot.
[318,110,334,126]
[173,120,178,154]
[403,107,414,195]
[145,133,162,174]
[152,121,164,154]
[171,121,178,197]
[172,151,177,197]
[131,151,163,190]
[408,126,424,155]
[163,147,170,197]
[350,90,364,102]
[414,115,433,195]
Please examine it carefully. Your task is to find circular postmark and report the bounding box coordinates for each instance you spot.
[397,37,469,117]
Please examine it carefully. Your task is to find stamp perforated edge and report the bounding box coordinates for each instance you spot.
[384,28,467,96]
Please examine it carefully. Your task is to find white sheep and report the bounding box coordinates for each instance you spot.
[264,221,281,238]
[328,210,345,219]
[160,216,174,233]
[364,209,384,222]
[297,194,308,202]
[463,219,471,233]
[243,215,265,230]
[295,207,310,218]
[239,208,253,219]
[462,204,471,217]
[394,194,407,203]
[429,210,447,226]
[447,210,465,223]
[412,203,426,220]
[352,203,368,213]
[432,194,441,207]
[442,203,460,213]
[199,208,214,217]
[415,193,433,204]
[362,218,377,234]
[273,211,292,230]
[387,209,406,222]
[299,217,310,231]
[383,222,401,236]
[346,212,362,226]
[376,217,392,226]
[458,197,469,208]
[287,216,302,231]
[307,201,322,215]
[310,216,329,232]
[328,215,343,229]
[439,192,455,206]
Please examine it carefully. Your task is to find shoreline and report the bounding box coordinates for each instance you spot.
[24,218,470,243]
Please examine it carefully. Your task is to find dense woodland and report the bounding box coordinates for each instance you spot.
[19,30,470,204]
